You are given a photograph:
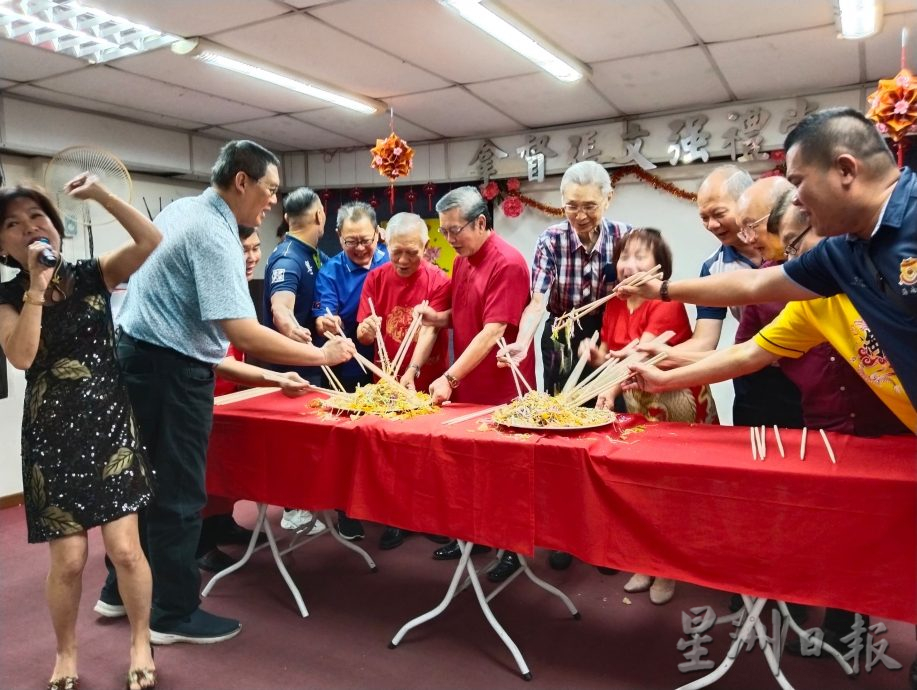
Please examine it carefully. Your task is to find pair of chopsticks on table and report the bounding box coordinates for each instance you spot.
[750,425,836,463]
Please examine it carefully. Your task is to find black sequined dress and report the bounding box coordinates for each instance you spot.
[0,259,153,543]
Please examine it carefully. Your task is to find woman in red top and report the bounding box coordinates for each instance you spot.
[590,228,718,605]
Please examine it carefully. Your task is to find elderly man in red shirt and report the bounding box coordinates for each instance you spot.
[356,211,451,550]
[415,186,535,581]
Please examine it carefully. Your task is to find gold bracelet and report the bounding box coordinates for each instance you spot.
[22,291,45,306]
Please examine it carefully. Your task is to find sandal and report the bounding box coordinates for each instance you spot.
[126,668,156,690]
[47,678,80,690]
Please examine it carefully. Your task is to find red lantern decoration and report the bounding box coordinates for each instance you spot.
[350,187,363,202]
[423,182,437,212]
[369,194,379,209]
[502,196,523,218]
[506,177,521,192]
[405,188,418,213]
[866,30,917,166]
[370,130,414,212]
[481,180,499,201]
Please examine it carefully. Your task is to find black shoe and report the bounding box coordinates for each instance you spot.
[217,521,265,547]
[596,566,619,575]
[425,533,452,544]
[197,548,239,573]
[336,513,365,541]
[150,608,241,645]
[432,540,492,560]
[488,552,521,583]
[380,527,407,550]
[728,593,744,612]
[548,551,573,570]
[784,602,810,627]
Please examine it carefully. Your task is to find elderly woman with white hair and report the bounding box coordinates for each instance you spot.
[501,160,632,572]
[356,212,452,550]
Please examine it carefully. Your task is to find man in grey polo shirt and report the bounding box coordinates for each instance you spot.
[97,140,354,645]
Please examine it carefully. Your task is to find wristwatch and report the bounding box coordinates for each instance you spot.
[659,279,671,302]
[408,363,421,379]
[444,372,460,389]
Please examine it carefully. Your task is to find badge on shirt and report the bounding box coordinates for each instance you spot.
[898,256,917,286]
[304,261,314,276]
[271,268,285,284]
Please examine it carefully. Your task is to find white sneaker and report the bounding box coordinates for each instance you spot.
[280,509,326,535]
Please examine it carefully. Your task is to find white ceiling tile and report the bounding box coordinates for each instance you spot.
[290,109,439,145]
[211,14,448,99]
[500,0,695,62]
[80,0,288,37]
[0,39,86,82]
[309,0,539,84]
[30,66,275,125]
[467,73,617,128]
[865,11,917,82]
[710,26,861,100]
[215,116,363,150]
[0,79,16,89]
[281,0,337,6]
[591,47,729,115]
[5,85,206,130]
[671,0,833,43]
[385,87,522,138]
[114,49,331,114]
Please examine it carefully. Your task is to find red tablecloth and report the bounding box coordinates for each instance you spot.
[206,392,917,623]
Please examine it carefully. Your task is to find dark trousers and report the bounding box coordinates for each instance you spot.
[541,312,603,404]
[103,332,215,627]
[732,366,804,428]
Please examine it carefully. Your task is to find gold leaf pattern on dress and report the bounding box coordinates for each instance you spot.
[50,358,91,380]
[103,447,135,478]
[27,374,48,425]
[40,505,82,535]
[83,294,105,312]
[27,464,46,510]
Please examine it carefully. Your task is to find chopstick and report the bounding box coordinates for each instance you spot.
[345,342,426,405]
[326,307,367,374]
[214,387,281,405]
[750,427,758,461]
[552,265,663,334]
[800,426,807,461]
[442,404,502,426]
[390,300,428,377]
[560,331,599,396]
[819,428,837,464]
[759,425,766,458]
[773,425,785,458]
[367,298,391,374]
[497,336,532,394]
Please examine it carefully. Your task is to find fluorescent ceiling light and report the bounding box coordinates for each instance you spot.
[440,0,589,82]
[835,0,882,39]
[0,0,179,62]
[172,38,382,115]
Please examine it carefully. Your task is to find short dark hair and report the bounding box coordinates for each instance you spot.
[283,187,320,217]
[210,140,280,190]
[783,107,895,171]
[237,225,257,240]
[612,227,673,280]
[0,184,65,270]
[767,188,795,236]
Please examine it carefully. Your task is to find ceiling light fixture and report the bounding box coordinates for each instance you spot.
[171,38,383,115]
[0,0,179,62]
[834,0,883,40]
[440,0,589,82]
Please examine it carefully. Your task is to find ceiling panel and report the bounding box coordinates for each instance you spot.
[385,87,522,138]
[467,73,617,129]
[81,0,289,37]
[0,40,85,82]
[114,48,331,114]
[197,125,297,152]
[5,85,206,130]
[0,80,16,89]
[500,0,695,63]
[591,47,730,115]
[290,109,440,145]
[211,14,449,99]
[865,11,917,81]
[672,0,833,43]
[710,26,861,100]
[214,115,363,150]
[30,66,276,125]
[309,0,539,84]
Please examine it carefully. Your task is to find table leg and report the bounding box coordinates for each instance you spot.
[775,601,856,675]
[484,552,579,619]
[322,510,377,572]
[201,503,310,618]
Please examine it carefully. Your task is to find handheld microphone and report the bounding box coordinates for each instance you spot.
[36,237,57,267]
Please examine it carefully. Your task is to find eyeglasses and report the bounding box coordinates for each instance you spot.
[438,219,474,239]
[784,225,812,257]
[342,234,377,249]
[247,173,279,197]
[563,202,601,216]
[738,213,770,243]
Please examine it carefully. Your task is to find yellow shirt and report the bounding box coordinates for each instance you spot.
[754,295,916,433]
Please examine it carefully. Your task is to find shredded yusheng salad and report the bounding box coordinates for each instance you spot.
[491,391,615,429]
[318,380,435,419]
